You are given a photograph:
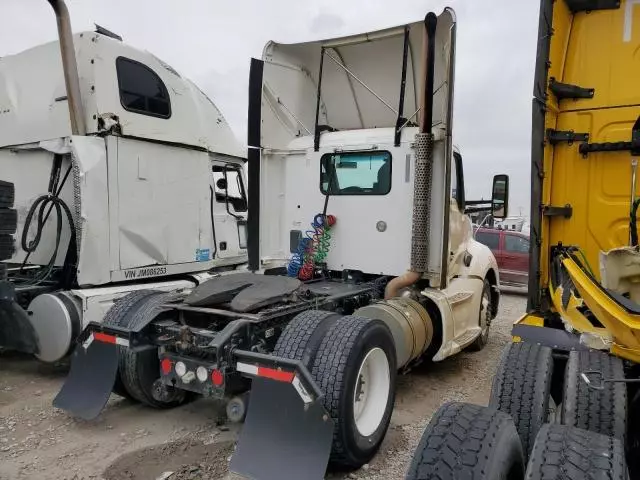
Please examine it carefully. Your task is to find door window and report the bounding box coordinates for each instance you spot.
[504,234,530,253]
[475,231,500,250]
[320,151,391,195]
[452,152,465,210]
[212,165,247,212]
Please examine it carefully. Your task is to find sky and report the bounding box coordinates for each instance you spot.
[1,0,540,217]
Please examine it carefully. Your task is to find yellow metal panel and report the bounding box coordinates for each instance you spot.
[549,108,640,275]
[549,282,600,334]
[539,0,572,288]
[563,6,640,112]
[612,343,640,363]
[563,256,640,351]
[540,1,640,289]
[514,312,544,327]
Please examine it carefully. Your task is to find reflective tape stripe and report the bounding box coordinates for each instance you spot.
[82,333,94,350]
[95,332,116,344]
[236,362,259,376]
[236,362,314,402]
[257,366,295,383]
[292,375,313,404]
[91,332,130,347]
[236,362,295,383]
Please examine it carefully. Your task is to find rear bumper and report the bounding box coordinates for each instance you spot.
[77,321,323,405]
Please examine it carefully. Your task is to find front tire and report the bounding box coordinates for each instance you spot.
[312,315,397,468]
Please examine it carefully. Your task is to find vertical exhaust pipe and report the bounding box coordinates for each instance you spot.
[47,0,86,136]
[386,12,438,299]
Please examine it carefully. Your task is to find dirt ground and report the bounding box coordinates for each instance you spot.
[0,292,526,480]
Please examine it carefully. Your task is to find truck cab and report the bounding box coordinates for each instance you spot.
[0,6,247,363]
[252,12,507,358]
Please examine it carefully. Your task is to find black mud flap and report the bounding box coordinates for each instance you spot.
[0,296,39,354]
[53,340,118,420]
[230,378,334,480]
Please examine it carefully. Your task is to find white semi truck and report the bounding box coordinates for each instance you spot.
[0,1,248,363]
[53,6,511,480]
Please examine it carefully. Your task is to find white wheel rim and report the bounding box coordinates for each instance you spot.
[353,347,391,437]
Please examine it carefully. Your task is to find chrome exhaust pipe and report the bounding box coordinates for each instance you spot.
[47,0,86,136]
[386,12,438,299]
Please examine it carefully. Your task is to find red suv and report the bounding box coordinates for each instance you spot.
[475,228,529,286]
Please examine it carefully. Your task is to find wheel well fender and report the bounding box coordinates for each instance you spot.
[420,296,444,362]
[485,268,499,318]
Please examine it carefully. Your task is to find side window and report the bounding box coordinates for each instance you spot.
[505,235,530,253]
[116,57,171,118]
[212,165,247,212]
[452,152,465,210]
[320,151,391,195]
[475,231,499,250]
[451,155,458,199]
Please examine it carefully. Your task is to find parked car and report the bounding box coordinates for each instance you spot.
[475,227,529,286]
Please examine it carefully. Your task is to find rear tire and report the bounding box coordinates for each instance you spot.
[311,315,396,468]
[273,310,341,365]
[468,279,492,351]
[525,424,628,480]
[103,290,187,408]
[0,181,14,209]
[489,341,553,460]
[561,350,627,442]
[117,292,187,408]
[103,290,159,400]
[0,209,17,234]
[0,234,15,261]
[406,402,524,480]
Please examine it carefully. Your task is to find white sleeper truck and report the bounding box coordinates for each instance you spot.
[54,7,510,480]
[0,0,248,363]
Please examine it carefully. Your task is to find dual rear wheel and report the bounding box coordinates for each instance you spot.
[104,295,398,470]
[274,310,397,468]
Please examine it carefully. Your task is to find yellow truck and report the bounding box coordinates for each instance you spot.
[405,1,640,478]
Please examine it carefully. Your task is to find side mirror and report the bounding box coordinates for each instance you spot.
[491,174,509,220]
[216,178,228,190]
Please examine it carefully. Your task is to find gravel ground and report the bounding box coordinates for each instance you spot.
[0,292,526,480]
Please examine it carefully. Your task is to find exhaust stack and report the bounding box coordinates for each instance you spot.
[47,0,86,136]
[385,12,438,299]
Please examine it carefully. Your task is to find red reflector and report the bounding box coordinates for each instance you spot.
[160,358,172,375]
[211,369,224,386]
[94,332,116,344]
[257,367,295,383]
